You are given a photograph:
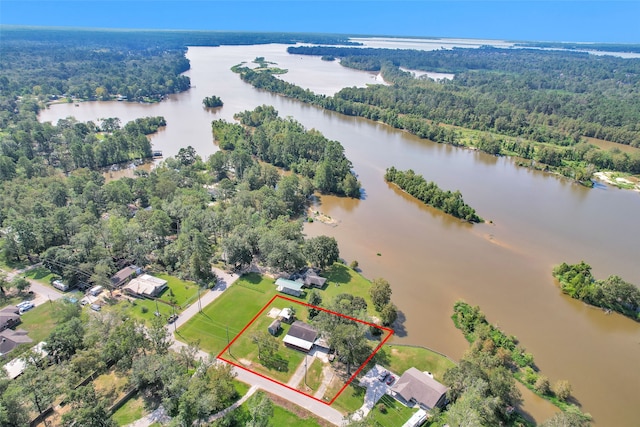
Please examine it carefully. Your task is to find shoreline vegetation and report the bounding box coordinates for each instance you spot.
[203,95,224,108]
[233,50,640,190]
[450,301,592,424]
[384,167,483,223]
[552,262,640,321]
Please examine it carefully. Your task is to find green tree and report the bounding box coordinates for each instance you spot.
[370,278,392,311]
[246,392,273,427]
[45,317,85,364]
[553,379,572,402]
[304,235,339,270]
[61,384,117,427]
[308,290,323,319]
[380,302,398,326]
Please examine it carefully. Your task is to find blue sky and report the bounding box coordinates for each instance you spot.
[1,1,639,43]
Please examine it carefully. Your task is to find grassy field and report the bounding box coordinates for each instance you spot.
[112,393,146,426]
[378,344,456,382]
[240,391,326,427]
[24,266,59,287]
[155,273,199,308]
[19,302,58,342]
[106,297,174,326]
[176,273,280,354]
[320,263,375,316]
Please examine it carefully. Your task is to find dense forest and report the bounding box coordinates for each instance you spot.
[236,46,640,184]
[552,262,640,321]
[212,105,361,198]
[384,167,482,222]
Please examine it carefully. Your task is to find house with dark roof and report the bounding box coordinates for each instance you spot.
[389,367,448,411]
[275,278,304,297]
[110,265,141,288]
[0,307,20,332]
[303,269,327,288]
[0,329,33,357]
[283,321,318,352]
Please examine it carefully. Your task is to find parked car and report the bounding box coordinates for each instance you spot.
[18,301,34,314]
[377,369,389,382]
[386,375,395,385]
[90,303,101,312]
[167,314,179,324]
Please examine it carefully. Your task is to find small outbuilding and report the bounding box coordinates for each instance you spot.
[123,274,168,298]
[268,319,282,336]
[275,278,304,297]
[283,321,318,353]
[278,307,294,323]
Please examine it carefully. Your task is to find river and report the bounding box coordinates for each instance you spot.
[39,42,640,426]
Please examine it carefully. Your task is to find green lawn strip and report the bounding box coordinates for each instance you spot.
[379,344,455,383]
[329,379,366,414]
[233,379,251,398]
[176,273,277,354]
[19,302,58,342]
[297,357,325,394]
[271,402,322,427]
[236,391,325,427]
[23,266,59,287]
[155,274,199,308]
[111,392,146,426]
[319,263,375,316]
[370,394,417,427]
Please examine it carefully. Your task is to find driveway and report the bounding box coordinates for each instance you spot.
[354,364,399,418]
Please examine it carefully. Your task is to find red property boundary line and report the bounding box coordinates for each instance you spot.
[217,294,394,406]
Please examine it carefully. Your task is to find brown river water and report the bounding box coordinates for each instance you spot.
[39,44,640,425]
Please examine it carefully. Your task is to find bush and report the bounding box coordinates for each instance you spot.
[553,379,572,401]
[349,260,359,270]
[377,403,387,414]
[534,375,551,395]
[141,306,149,314]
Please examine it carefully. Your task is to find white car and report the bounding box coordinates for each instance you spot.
[18,301,34,314]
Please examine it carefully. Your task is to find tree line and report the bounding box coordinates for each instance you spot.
[384,167,482,223]
[234,57,640,186]
[212,105,362,198]
[553,261,640,321]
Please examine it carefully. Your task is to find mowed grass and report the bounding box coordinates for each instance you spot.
[23,266,59,287]
[107,297,174,326]
[19,302,58,342]
[112,393,146,426]
[155,274,199,308]
[370,394,417,427]
[298,357,325,394]
[319,263,375,316]
[379,344,455,383]
[224,298,307,383]
[329,380,366,414]
[176,273,278,354]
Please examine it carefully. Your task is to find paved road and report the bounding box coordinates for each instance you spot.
[2,266,65,308]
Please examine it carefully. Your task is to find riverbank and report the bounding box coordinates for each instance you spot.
[593,171,640,191]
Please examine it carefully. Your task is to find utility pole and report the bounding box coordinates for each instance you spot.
[155,298,160,317]
[173,304,177,332]
[198,287,202,312]
[226,325,231,356]
[304,355,308,387]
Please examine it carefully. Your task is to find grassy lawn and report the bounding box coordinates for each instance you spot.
[176,273,278,354]
[271,403,323,427]
[317,263,375,316]
[297,357,325,394]
[19,302,58,342]
[23,266,59,287]
[370,394,417,427]
[105,297,174,326]
[112,393,146,426]
[94,369,130,406]
[155,274,199,308]
[0,295,24,310]
[378,344,456,382]
[239,392,326,427]
[328,379,366,414]
[234,379,251,398]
